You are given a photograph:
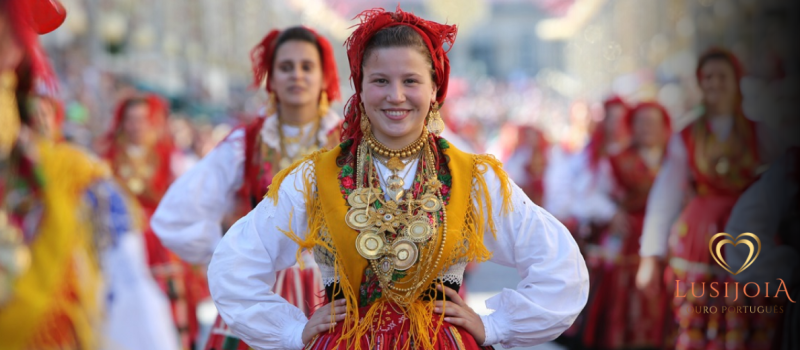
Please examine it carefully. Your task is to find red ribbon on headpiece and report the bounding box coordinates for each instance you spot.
[250,27,341,102]
[341,7,458,143]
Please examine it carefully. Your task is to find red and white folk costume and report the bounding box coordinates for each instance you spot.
[151,27,342,350]
[639,48,778,350]
[208,8,589,350]
[105,94,207,350]
[582,102,672,349]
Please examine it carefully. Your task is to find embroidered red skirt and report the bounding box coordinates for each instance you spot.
[666,195,780,350]
[582,212,670,349]
[304,303,494,350]
[203,265,323,350]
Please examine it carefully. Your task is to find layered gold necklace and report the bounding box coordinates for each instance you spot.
[276,117,321,169]
[366,129,429,201]
[345,129,447,305]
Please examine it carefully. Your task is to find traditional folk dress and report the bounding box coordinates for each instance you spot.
[208,137,589,350]
[105,96,206,350]
[640,112,776,349]
[1,80,105,348]
[152,112,342,350]
[582,144,670,349]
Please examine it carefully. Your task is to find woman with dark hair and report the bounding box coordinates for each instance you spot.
[637,48,775,349]
[151,26,343,350]
[208,7,588,350]
[582,101,672,350]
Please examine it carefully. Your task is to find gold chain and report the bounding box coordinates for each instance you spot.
[365,128,428,159]
[349,130,448,306]
[277,116,321,167]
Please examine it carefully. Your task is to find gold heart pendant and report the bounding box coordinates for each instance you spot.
[709,232,761,275]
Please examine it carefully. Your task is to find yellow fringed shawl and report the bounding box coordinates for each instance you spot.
[0,138,107,350]
[267,143,513,350]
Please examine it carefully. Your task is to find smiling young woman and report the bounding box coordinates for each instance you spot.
[208,7,589,350]
[150,26,342,350]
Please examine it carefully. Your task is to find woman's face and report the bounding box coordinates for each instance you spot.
[122,102,151,146]
[31,98,59,139]
[699,59,738,111]
[269,40,323,112]
[360,47,437,148]
[632,106,668,148]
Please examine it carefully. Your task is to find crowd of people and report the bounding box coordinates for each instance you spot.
[1,1,798,350]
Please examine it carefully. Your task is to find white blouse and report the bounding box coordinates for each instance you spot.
[639,116,779,257]
[150,112,341,265]
[207,157,590,350]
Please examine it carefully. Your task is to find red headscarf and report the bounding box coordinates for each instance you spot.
[587,95,630,169]
[103,93,174,206]
[625,101,672,134]
[696,47,744,83]
[603,95,629,111]
[696,46,746,110]
[250,26,341,102]
[340,7,458,144]
[1,0,65,89]
[104,94,174,161]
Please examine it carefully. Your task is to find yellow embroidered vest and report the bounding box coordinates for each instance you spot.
[268,140,512,349]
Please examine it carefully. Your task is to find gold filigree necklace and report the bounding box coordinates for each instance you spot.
[346,132,448,305]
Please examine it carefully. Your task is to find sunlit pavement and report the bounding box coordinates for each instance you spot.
[465,262,566,350]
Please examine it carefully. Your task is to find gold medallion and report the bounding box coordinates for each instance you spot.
[347,188,378,208]
[345,207,375,230]
[356,231,384,260]
[419,194,442,212]
[405,219,434,242]
[392,239,418,271]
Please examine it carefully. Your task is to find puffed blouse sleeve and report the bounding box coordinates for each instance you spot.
[151,129,246,265]
[478,165,590,348]
[207,162,312,350]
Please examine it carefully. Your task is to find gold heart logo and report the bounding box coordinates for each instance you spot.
[709,232,761,275]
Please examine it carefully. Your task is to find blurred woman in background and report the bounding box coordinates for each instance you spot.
[151,25,343,350]
[583,101,671,350]
[637,48,776,350]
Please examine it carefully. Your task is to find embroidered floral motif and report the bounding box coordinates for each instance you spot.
[358,267,406,307]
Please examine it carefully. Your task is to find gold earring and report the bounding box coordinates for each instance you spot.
[266,92,277,116]
[426,102,444,136]
[318,91,329,117]
[360,103,371,134]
